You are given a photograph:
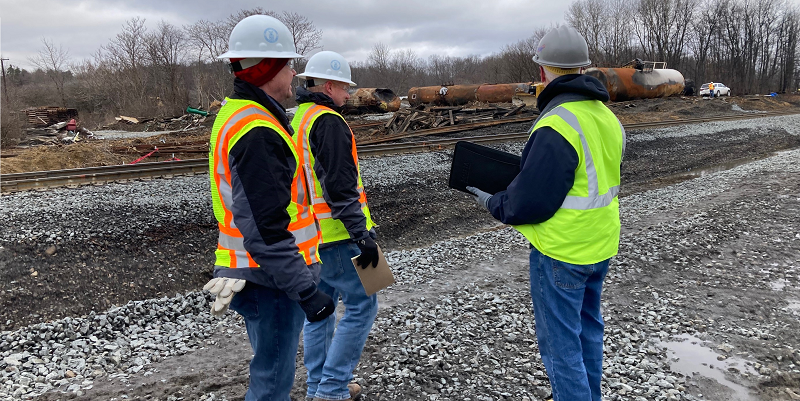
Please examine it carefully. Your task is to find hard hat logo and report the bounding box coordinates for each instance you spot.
[537,44,546,53]
[264,28,279,43]
[330,60,341,71]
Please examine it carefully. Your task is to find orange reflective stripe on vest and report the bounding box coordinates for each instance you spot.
[210,99,320,268]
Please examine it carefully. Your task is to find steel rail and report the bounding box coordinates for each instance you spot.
[3,111,797,193]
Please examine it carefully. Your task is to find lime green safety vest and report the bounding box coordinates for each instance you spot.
[210,98,320,268]
[514,100,625,265]
[291,102,376,244]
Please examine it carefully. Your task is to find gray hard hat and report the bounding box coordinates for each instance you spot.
[532,26,592,68]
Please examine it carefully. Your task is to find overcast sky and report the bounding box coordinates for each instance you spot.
[2,0,800,71]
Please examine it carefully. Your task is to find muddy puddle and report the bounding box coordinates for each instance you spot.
[659,334,757,401]
[647,146,800,192]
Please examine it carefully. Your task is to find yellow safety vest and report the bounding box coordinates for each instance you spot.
[291,102,376,243]
[514,100,625,265]
[210,98,320,268]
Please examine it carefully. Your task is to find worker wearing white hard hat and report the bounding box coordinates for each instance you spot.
[204,15,335,401]
[467,25,625,401]
[292,50,376,401]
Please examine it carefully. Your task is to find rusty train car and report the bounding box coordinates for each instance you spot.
[343,88,402,113]
[407,83,532,107]
[584,67,685,101]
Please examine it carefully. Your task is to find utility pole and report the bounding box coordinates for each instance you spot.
[0,57,9,103]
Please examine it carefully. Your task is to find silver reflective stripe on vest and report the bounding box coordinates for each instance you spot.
[293,223,318,245]
[619,120,627,161]
[218,231,252,266]
[549,107,620,211]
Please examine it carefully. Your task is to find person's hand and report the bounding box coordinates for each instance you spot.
[466,186,493,211]
[299,290,336,322]
[355,236,380,268]
[203,277,247,317]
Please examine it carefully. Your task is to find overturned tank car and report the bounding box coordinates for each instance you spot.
[585,62,685,101]
[343,88,401,114]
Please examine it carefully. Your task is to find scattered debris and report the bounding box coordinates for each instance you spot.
[371,103,532,135]
[22,106,78,127]
[115,116,140,124]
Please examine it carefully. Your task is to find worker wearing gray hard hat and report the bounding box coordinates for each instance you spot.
[468,25,625,401]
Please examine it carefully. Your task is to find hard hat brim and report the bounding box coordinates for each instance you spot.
[296,72,357,86]
[218,50,303,60]
[533,55,591,69]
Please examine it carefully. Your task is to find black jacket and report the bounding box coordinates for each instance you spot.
[486,74,610,225]
[213,78,319,302]
[295,87,371,246]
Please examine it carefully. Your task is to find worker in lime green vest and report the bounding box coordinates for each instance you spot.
[468,25,625,401]
[291,51,377,401]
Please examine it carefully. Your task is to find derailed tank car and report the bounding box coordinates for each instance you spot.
[585,67,685,101]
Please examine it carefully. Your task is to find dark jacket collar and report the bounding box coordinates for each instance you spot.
[295,86,341,112]
[537,74,610,111]
[230,78,291,131]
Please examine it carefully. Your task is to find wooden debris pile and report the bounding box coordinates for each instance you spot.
[17,122,95,147]
[104,113,211,132]
[22,107,78,127]
[372,103,528,135]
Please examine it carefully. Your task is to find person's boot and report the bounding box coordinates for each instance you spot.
[348,383,363,400]
[311,383,361,401]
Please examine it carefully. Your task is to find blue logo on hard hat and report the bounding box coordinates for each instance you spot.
[264,28,279,43]
[330,60,341,71]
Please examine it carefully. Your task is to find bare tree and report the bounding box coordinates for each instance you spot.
[145,21,187,111]
[185,19,228,62]
[28,38,70,104]
[278,12,323,56]
[368,42,391,75]
[99,17,149,104]
[566,0,606,64]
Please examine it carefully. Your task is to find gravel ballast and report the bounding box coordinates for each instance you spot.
[1,114,800,400]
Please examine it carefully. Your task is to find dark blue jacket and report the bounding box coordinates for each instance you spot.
[295,87,371,246]
[213,78,319,302]
[487,74,610,225]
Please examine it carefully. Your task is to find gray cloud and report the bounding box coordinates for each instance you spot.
[0,0,565,69]
[3,0,800,70]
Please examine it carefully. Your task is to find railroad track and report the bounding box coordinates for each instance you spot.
[2,111,797,193]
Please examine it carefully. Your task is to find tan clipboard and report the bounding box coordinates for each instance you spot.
[352,245,394,296]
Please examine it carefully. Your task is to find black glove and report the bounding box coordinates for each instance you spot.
[299,290,335,322]
[355,237,380,269]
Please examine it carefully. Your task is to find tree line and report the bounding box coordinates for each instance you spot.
[2,0,799,133]
[567,0,800,94]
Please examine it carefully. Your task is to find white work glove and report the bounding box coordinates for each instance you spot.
[466,186,493,211]
[202,277,246,317]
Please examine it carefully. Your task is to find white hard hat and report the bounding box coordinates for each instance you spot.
[296,51,356,86]
[217,15,302,59]
[533,26,592,68]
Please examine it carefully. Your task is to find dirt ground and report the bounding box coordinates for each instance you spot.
[2,95,799,175]
[2,95,800,400]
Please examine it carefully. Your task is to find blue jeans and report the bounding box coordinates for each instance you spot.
[229,283,305,401]
[529,247,610,401]
[304,242,378,400]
